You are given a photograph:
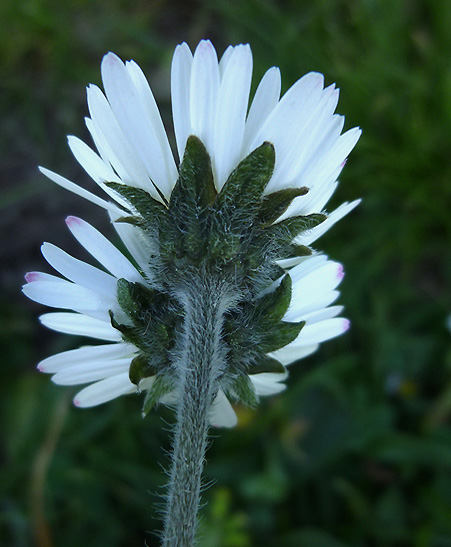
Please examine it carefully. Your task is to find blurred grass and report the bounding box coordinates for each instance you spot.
[1,0,451,545]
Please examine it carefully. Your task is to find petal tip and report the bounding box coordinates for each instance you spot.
[65,216,82,228]
[176,41,190,51]
[101,52,124,80]
[25,272,39,283]
[199,38,213,47]
[102,51,121,65]
[310,71,325,89]
[195,39,216,57]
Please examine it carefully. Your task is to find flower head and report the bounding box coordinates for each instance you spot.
[23,40,360,427]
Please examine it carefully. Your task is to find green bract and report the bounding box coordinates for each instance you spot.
[107,136,327,414]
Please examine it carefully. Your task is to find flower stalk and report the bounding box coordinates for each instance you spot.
[163,275,233,547]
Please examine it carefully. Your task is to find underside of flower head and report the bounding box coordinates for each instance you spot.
[105,135,333,412]
[24,40,360,427]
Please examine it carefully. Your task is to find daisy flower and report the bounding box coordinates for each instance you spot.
[23,40,360,428]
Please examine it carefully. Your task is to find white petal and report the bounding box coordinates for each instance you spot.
[125,59,178,194]
[288,254,329,281]
[291,116,345,201]
[110,212,154,276]
[41,242,117,296]
[39,312,121,341]
[274,107,341,201]
[276,250,327,270]
[249,372,287,396]
[289,124,361,215]
[23,279,115,320]
[138,376,157,392]
[285,85,341,183]
[85,117,112,167]
[274,122,346,220]
[67,136,131,209]
[274,175,337,222]
[296,178,339,217]
[68,135,118,184]
[190,40,220,154]
[287,289,342,322]
[85,117,143,210]
[171,42,193,161]
[86,84,157,197]
[52,357,131,385]
[219,45,234,75]
[213,44,253,189]
[74,372,136,407]
[38,342,135,373]
[209,390,237,428]
[65,216,143,282]
[324,126,362,175]
[25,271,66,283]
[258,254,328,299]
[252,72,325,193]
[39,167,121,214]
[288,260,344,319]
[275,256,309,269]
[292,318,350,346]
[269,344,319,366]
[287,291,341,323]
[301,305,344,324]
[243,66,281,151]
[101,53,175,199]
[295,200,361,246]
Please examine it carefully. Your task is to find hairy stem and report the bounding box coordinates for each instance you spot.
[162,275,231,547]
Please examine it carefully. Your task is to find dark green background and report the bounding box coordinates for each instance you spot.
[2,0,451,545]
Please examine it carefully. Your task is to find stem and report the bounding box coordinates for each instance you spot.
[162,274,231,547]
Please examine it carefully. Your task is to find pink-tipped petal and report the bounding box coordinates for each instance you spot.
[25,272,43,283]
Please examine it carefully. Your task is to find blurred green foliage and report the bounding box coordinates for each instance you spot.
[1,0,451,546]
